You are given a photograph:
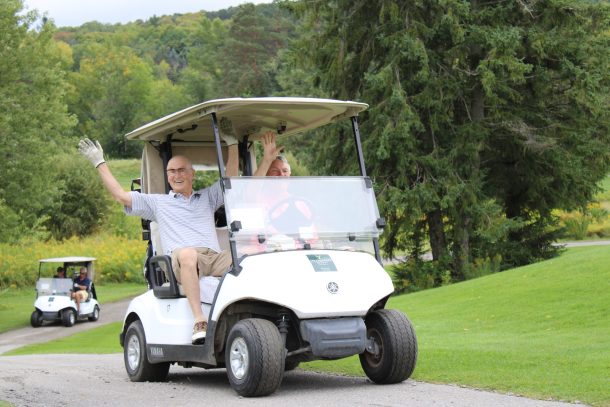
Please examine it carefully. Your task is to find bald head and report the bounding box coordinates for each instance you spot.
[166,155,196,196]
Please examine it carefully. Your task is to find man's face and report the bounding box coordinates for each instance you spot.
[266,159,291,177]
[166,156,195,195]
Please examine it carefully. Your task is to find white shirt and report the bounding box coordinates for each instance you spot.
[126,181,223,254]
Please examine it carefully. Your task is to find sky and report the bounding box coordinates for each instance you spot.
[23,0,273,27]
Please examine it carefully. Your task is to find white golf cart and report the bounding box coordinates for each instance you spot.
[119,98,417,396]
[31,257,100,327]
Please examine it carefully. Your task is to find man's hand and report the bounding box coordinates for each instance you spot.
[219,117,239,146]
[261,132,284,161]
[78,138,106,168]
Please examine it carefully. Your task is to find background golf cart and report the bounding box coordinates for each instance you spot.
[31,257,100,327]
[120,98,417,397]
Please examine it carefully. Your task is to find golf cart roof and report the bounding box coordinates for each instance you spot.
[125,97,368,142]
[39,257,96,263]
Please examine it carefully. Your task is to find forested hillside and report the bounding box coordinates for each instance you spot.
[1,0,608,289]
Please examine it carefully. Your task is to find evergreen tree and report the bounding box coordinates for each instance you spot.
[289,0,610,281]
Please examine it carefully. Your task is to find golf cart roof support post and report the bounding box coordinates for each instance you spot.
[229,240,243,275]
[373,238,383,265]
[239,135,251,176]
[210,112,226,180]
[160,140,173,194]
[351,116,367,177]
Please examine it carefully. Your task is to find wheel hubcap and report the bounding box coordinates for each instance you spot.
[364,329,383,367]
[229,337,249,380]
[127,335,141,371]
[69,312,75,324]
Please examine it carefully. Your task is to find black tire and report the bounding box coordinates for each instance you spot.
[30,310,43,328]
[123,320,170,382]
[225,319,284,397]
[284,358,300,372]
[61,308,76,327]
[88,305,100,322]
[359,309,418,384]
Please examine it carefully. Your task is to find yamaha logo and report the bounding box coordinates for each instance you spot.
[327,282,339,294]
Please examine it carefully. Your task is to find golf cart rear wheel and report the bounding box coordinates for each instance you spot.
[30,310,43,327]
[359,309,418,384]
[61,309,76,327]
[225,318,284,397]
[124,320,169,382]
[88,305,100,321]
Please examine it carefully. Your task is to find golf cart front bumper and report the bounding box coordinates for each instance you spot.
[300,317,366,358]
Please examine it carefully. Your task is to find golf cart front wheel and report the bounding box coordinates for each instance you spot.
[123,320,169,382]
[225,318,284,397]
[30,310,43,327]
[61,309,76,327]
[88,305,100,321]
[359,309,418,384]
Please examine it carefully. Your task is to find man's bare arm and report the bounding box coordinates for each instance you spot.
[78,139,132,208]
[97,163,132,207]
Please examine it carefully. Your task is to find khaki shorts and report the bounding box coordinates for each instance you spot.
[171,247,232,283]
[74,290,88,301]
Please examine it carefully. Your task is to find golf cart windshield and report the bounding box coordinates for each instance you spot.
[224,176,381,258]
[36,278,73,296]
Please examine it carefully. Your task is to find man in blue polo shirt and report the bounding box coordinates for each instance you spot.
[79,135,238,344]
[71,267,91,314]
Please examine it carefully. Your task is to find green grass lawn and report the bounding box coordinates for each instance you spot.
[0,283,146,333]
[6,321,124,355]
[4,246,609,406]
[306,246,610,406]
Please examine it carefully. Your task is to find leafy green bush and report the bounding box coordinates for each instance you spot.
[43,154,111,240]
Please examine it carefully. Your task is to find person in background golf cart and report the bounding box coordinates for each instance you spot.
[71,267,90,314]
[78,134,239,344]
[54,267,66,278]
[253,132,291,177]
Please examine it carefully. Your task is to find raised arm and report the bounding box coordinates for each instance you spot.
[225,144,239,177]
[78,139,132,207]
[254,132,284,176]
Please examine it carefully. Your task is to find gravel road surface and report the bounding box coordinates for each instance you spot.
[0,353,584,407]
[0,289,592,407]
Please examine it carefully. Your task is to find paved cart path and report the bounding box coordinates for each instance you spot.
[0,354,584,407]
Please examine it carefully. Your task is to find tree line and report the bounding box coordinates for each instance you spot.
[1,0,608,289]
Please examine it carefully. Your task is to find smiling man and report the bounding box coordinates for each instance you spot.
[78,137,238,344]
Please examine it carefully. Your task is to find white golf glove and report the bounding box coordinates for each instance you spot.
[78,138,106,168]
[219,117,239,146]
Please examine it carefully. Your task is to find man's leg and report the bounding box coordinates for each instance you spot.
[175,248,204,323]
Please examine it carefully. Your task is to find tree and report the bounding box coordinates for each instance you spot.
[288,0,610,282]
[216,3,293,97]
[0,0,77,243]
[68,42,156,157]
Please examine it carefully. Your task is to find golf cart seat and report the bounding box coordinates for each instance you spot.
[149,255,220,304]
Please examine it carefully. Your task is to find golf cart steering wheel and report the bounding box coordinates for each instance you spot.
[268,196,314,232]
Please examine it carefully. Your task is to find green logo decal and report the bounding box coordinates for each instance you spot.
[306,254,337,272]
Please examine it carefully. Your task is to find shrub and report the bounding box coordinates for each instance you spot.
[0,233,146,289]
[43,154,111,240]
